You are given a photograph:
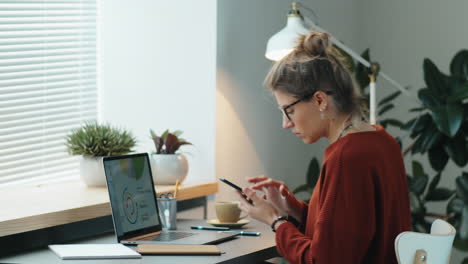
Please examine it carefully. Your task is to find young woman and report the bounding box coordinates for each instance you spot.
[237,31,411,263]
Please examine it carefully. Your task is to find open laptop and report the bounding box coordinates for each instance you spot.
[103,153,237,245]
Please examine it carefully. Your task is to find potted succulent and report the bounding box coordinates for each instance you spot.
[66,121,136,187]
[150,129,192,185]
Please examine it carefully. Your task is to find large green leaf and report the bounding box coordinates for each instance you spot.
[430,103,464,137]
[306,157,320,187]
[410,161,428,195]
[378,91,401,107]
[444,131,468,167]
[409,114,432,139]
[447,79,468,102]
[418,88,441,109]
[450,49,468,79]
[425,188,454,202]
[428,143,449,171]
[423,58,447,97]
[456,173,468,204]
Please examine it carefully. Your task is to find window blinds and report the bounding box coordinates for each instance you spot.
[0,0,98,186]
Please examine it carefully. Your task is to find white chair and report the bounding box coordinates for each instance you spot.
[395,219,456,264]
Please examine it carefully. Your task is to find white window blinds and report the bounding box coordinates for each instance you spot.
[0,0,98,186]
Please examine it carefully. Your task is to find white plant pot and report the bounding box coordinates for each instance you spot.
[79,156,106,187]
[150,154,188,185]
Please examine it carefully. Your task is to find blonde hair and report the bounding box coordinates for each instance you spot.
[264,31,366,123]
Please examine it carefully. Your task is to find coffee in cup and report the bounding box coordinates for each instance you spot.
[215,201,247,223]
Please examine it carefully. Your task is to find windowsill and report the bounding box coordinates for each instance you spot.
[0,180,218,237]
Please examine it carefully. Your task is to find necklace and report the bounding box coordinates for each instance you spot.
[337,123,353,140]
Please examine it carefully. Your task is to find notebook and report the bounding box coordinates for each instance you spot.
[48,244,141,259]
[137,244,222,255]
[103,153,237,245]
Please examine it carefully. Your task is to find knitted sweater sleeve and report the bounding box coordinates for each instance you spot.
[275,147,377,264]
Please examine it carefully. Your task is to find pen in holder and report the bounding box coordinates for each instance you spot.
[157,193,177,230]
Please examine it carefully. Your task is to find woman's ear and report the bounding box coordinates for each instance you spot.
[313,91,329,111]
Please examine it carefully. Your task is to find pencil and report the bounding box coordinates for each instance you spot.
[174,180,180,199]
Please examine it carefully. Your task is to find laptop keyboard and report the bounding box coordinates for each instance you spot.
[144,232,195,242]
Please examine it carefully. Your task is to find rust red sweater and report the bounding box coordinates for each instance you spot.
[276,126,411,264]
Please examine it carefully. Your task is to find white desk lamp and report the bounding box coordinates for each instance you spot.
[265,2,410,125]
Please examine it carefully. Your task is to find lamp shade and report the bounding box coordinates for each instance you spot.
[265,16,309,61]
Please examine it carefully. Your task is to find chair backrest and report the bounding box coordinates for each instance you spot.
[394,219,456,264]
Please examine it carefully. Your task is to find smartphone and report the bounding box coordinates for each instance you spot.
[219,178,243,192]
[219,178,253,204]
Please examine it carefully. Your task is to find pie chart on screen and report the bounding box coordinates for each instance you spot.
[122,187,138,224]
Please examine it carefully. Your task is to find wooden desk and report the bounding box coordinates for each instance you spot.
[0,180,217,236]
[0,219,279,264]
[0,180,218,256]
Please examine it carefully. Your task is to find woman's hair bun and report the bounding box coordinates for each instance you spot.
[295,31,331,57]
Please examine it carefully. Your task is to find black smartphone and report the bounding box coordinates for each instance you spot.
[219,178,243,192]
[219,178,253,204]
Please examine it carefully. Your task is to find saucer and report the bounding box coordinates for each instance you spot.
[207,219,250,228]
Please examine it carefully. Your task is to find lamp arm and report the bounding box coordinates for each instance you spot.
[302,16,411,98]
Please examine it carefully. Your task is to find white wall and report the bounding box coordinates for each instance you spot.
[98,0,217,183]
[216,0,361,201]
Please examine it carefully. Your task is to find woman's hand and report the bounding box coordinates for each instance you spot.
[248,175,296,215]
[236,187,281,226]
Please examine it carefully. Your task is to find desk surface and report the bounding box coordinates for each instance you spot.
[0,218,279,264]
[0,181,218,236]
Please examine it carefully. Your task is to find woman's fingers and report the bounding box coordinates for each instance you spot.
[247,175,269,183]
[252,179,282,190]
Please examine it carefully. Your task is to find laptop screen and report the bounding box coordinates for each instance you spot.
[103,153,161,239]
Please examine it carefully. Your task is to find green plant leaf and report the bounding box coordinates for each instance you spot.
[418,88,440,109]
[456,173,468,204]
[409,114,431,139]
[379,118,404,129]
[409,191,425,216]
[428,143,449,171]
[444,131,468,167]
[424,58,447,97]
[292,184,314,195]
[409,107,425,112]
[306,157,320,187]
[447,196,464,215]
[378,91,401,107]
[378,103,394,116]
[410,161,428,195]
[431,103,464,137]
[447,79,468,102]
[450,49,468,79]
[461,206,468,240]
[172,130,183,137]
[427,173,441,194]
[425,188,454,202]
[401,118,417,131]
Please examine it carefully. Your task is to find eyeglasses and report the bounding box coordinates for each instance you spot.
[280,95,310,121]
[280,91,334,121]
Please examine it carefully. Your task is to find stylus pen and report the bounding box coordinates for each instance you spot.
[222,231,261,236]
[191,226,230,231]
